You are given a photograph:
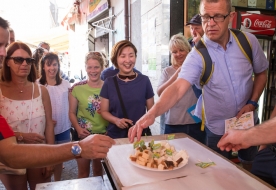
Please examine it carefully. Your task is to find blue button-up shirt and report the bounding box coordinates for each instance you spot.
[179,30,268,135]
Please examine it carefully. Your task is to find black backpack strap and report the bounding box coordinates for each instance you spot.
[113,76,129,119]
[230,29,253,64]
[195,39,214,87]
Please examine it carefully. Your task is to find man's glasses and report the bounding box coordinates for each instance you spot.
[200,13,230,23]
[7,57,35,65]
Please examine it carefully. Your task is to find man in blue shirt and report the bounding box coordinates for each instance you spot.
[129,0,268,171]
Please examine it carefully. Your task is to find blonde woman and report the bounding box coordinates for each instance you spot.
[69,52,108,178]
[157,33,205,143]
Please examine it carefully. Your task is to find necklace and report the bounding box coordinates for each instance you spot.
[118,72,137,80]
[13,82,27,93]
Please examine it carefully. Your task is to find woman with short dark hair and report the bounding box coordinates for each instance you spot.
[100,40,154,139]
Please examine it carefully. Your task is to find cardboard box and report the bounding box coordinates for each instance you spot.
[256,0,266,8]
[232,0,248,7]
[266,0,275,9]
[248,0,257,7]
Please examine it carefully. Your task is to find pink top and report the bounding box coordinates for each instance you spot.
[0,83,46,136]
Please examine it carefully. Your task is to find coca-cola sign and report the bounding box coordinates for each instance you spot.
[254,19,272,29]
[232,12,276,36]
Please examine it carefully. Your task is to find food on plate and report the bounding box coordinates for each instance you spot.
[129,140,188,170]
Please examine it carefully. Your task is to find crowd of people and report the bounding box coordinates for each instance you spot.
[1,0,276,188]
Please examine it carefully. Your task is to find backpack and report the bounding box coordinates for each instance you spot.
[195,28,253,87]
[194,29,253,130]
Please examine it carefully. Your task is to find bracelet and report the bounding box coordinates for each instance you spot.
[246,100,259,108]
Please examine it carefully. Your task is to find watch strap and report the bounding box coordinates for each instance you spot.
[246,100,259,108]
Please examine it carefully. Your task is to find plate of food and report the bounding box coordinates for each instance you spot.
[128,140,189,171]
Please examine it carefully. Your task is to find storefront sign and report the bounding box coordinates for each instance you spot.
[232,12,276,36]
[87,0,108,21]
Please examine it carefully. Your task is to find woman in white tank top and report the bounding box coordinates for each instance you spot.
[38,52,71,181]
[0,42,54,190]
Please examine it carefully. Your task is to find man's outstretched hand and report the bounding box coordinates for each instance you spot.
[217,129,250,152]
[80,134,115,159]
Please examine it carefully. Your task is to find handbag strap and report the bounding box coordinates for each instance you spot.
[113,76,129,119]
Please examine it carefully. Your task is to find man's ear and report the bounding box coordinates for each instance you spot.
[229,12,235,23]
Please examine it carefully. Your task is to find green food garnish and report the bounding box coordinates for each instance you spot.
[152,143,161,150]
[153,153,160,158]
[133,141,140,149]
[165,149,173,156]
[167,134,175,140]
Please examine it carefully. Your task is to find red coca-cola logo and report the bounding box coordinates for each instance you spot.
[243,18,252,28]
[254,19,272,28]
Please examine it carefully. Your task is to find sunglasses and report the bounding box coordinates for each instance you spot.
[7,57,35,65]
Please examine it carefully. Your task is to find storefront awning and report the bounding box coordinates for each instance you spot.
[22,26,69,53]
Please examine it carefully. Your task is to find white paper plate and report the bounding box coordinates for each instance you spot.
[127,157,188,172]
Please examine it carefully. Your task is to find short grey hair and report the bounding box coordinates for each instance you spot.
[200,0,231,13]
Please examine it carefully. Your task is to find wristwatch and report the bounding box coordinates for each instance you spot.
[246,100,259,109]
[17,133,23,142]
[71,142,82,158]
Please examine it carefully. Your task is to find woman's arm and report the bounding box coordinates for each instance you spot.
[146,97,154,111]
[68,93,90,138]
[157,67,181,96]
[100,97,132,128]
[41,85,55,144]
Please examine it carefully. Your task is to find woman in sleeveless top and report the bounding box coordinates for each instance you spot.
[38,52,71,181]
[0,42,54,190]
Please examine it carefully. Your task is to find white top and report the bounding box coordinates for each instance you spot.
[44,79,71,135]
[0,83,46,136]
[158,66,198,125]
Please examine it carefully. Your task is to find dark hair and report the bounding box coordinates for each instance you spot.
[1,42,37,82]
[39,52,62,85]
[32,47,44,78]
[200,0,231,13]
[38,42,50,48]
[110,40,137,68]
[0,17,9,30]
[9,28,14,33]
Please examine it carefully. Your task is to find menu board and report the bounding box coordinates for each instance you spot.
[225,111,254,133]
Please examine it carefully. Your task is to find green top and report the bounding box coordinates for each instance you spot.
[71,81,108,134]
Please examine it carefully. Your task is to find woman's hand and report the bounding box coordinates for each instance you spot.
[76,127,91,139]
[23,133,45,144]
[115,118,133,129]
[42,165,54,179]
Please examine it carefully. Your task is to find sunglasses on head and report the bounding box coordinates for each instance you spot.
[7,57,35,65]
